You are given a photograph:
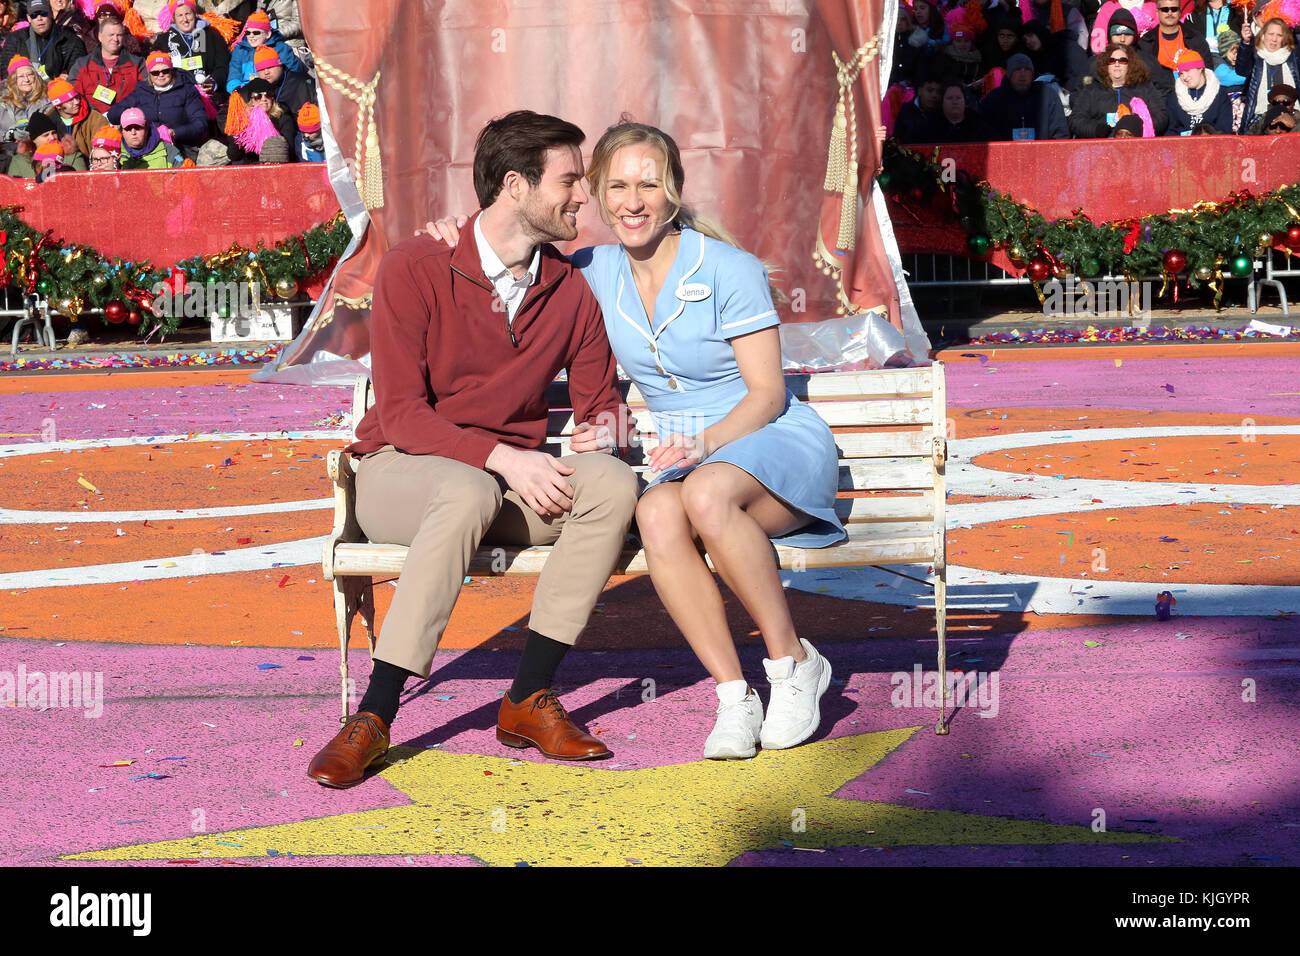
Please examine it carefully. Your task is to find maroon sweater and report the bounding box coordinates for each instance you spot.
[349,214,625,469]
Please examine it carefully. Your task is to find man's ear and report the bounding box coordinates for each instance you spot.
[502,169,525,203]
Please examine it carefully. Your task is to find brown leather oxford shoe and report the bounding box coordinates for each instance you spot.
[497,689,610,760]
[307,711,391,788]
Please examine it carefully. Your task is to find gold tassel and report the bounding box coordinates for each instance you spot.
[816,38,877,278]
[364,122,384,211]
[823,101,847,193]
[314,57,384,211]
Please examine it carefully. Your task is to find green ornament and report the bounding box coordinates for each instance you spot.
[876,170,893,191]
[967,234,991,256]
[1080,257,1102,277]
[206,274,219,285]
[37,278,52,294]
[1230,256,1253,278]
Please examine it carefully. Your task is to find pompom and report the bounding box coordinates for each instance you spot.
[224,89,249,136]
[234,103,277,153]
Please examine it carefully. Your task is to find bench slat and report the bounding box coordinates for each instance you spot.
[541,368,938,407]
[334,521,938,578]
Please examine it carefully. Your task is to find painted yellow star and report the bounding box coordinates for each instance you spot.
[66,728,1172,866]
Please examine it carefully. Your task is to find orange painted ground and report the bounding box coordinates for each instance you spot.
[950,407,1300,438]
[0,367,253,395]
[949,504,1298,585]
[1,564,1125,649]
[0,440,335,511]
[973,435,1300,484]
[0,514,330,573]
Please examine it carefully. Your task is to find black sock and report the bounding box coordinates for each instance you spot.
[357,659,417,726]
[508,630,570,703]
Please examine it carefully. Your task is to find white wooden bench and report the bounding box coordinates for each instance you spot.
[323,366,952,732]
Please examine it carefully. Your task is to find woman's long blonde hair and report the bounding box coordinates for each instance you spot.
[0,66,47,111]
[585,119,785,304]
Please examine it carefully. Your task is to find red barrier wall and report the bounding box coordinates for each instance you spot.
[1,164,341,266]
[892,135,1300,258]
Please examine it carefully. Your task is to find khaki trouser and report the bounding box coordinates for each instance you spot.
[355,447,639,678]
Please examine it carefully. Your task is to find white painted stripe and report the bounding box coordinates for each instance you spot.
[0,428,350,460]
[0,498,331,525]
[0,536,328,589]
[785,564,1300,617]
[951,425,1300,458]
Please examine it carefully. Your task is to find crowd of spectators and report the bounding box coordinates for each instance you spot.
[889,0,1300,141]
[0,0,322,177]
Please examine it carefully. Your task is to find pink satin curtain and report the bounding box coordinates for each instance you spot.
[283,0,897,365]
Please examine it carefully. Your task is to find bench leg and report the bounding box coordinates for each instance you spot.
[359,579,377,658]
[334,576,352,720]
[934,564,949,735]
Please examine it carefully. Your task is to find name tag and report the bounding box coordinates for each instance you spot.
[1106,112,1119,127]
[1180,129,1192,136]
[1011,127,1035,141]
[36,63,48,81]
[179,55,203,71]
[676,282,712,302]
[92,84,116,105]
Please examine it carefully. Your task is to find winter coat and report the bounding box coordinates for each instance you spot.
[0,25,87,80]
[915,110,997,143]
[47,102,109,159]
[152,23,232,96]
[0,95,51,149]
[260,0,303,44]
[68,50,145,114]
[1163,81,1235,134]
[1138,25,1214,91]
[1068,75,1169,137]
[226,30,303,94]
[980,77,1071,139]
[8,147,88,177]
[1235,42,1300,133]
[107,79,211,147]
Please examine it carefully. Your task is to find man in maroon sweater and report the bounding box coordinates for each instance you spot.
[308,112,639,788]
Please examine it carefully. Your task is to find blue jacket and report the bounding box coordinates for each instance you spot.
[1236,43,1300,133]
[227,30,303,94]
[107,78,210,147]
[1164,84,1235,135]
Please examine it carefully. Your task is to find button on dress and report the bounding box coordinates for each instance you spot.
[571,226,846,548]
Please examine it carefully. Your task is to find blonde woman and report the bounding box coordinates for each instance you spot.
[1237,16,1300,131]
[430,121,845,760]
[0,57,52,156]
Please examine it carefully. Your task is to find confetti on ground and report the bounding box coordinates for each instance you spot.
[0,345,283,374]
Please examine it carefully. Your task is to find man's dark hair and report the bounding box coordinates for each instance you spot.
[473,110,585,208]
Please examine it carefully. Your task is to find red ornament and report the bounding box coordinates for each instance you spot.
[0,229,8,245]
[1163,250,1187,274]
[1026,258,1052,282]
[166,267,186,297]
[907,186,926,202]
[127,310,142,326]
[1286,224,1300,247]
[104,301,127,324]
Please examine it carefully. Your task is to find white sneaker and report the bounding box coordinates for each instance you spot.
[760,639,832,750]
[702,682,764,760]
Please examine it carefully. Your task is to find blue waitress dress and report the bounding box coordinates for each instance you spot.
[570,225,846,549]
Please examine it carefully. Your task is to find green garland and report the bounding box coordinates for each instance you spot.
[0,206,353,332]
[879,139,1300,289]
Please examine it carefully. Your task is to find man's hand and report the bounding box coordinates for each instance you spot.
[486,444,576,517]
[647,432,709,476]
[569,420,616,455]
[416,214,468,242]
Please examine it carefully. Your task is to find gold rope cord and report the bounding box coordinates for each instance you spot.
[814,38,879,316]
[314,56,384,210]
